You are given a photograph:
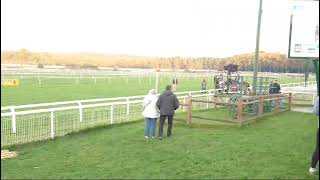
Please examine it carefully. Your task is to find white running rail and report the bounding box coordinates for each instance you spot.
[1,89,216,147]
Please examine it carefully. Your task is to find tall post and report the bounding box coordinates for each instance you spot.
[187,96,192,125]
[237,98,243,127]
[258,96,263,116]
[252,0,263,94]
[126,98,130,116]
[288,93,292,111]
[313,59,319,96]
[110,105,114,124]
[305,61,310,87]
[275,95,280,113]
[50,111,55,139]
[10,108,16,133]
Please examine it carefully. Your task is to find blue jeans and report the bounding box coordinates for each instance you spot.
[144,118,157,137]
[272,99,284,108]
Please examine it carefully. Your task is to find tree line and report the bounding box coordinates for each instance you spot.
[1,49,314,73]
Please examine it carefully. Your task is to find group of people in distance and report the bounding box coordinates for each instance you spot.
[269,79,281,94]
[142,85,179,139]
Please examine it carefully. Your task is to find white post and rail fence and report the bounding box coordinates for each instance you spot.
[1,84,317,147]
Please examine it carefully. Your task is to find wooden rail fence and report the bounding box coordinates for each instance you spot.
[181,93,292,127]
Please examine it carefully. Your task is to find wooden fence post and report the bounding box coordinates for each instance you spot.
[213,96,217,108]
[275,95,280,113]
[258,96,263,116]
[187,96,192,125]
[237,98,243,126]
[288,93,292,111]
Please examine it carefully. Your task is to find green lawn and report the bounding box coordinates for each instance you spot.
[1,111,319,179]
[1,75,314,106]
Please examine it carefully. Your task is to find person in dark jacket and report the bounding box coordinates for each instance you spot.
[156,85,179,139]
[172,77,178,92]
[273,80,281,94]
[201,79,207,93]
[272,80,283,108]
[269,81,274,94]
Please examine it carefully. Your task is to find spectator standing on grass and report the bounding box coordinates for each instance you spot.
[172,76,178,92]
[272,80,283,108]
[309,96,319,174]
[142,89,159,139]
[156,85,179,139]
[218,80,223,94]
[201,79,207,93]
[269,81,274,94]
[246,82,251,95]
[273,80,281,94]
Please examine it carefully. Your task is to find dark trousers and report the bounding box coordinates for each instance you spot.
[311,128,319,168]
[158,115,173,137]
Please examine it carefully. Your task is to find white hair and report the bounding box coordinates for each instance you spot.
[148,89,156,95]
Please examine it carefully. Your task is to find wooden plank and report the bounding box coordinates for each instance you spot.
[288,93,292,111]
[242,109,289,123]
[237,98,243,126]
[187,96,192,124]
[258,96,263,116]
[192,100,236,106]
[215,102,235,106]
[192,99,214,103]
[242,94,288,101]
[242,112,255,115]
[191,115,236,124]
[275,98,280,112]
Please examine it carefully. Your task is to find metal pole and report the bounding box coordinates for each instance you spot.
[313,59,319,96]
[252,0,263,94]
[305,61,310,87]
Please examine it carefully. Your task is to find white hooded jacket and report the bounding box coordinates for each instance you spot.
[142,94,159,118]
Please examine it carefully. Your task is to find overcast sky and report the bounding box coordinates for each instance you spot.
[1,0,296,57]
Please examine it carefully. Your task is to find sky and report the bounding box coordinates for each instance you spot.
[1,0,296,57]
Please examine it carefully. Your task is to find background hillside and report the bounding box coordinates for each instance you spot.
[1,49,313,73]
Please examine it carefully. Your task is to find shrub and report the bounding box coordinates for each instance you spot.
[38,64,44,68]
[80,64,98,69]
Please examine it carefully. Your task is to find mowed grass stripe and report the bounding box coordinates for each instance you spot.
[1,75,314,106]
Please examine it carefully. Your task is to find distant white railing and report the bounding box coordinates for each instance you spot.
[1,89,216,111]
[281,91,317,105]
[247,81,316,92]
[281,81,317,88]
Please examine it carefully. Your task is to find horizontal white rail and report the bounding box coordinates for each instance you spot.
[1,96,145,111]
[1,100,145,117]
[1,89,216,111]
[281,91,317,95]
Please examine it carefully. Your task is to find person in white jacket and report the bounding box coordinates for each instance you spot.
[143,89,159,138]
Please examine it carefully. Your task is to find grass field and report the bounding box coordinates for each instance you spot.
[1,111,319,179]
[1,75,314,106]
